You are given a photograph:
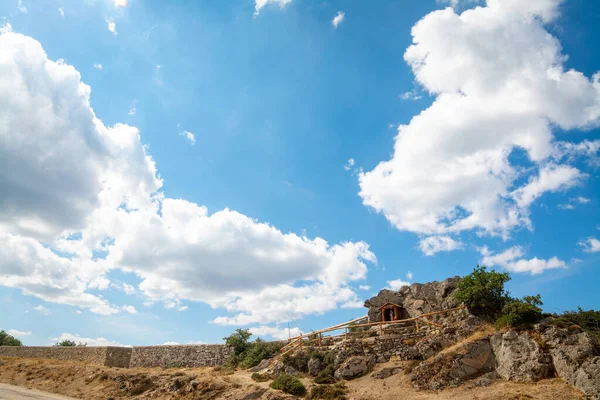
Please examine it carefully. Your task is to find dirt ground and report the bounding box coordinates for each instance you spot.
[0,357,586,400]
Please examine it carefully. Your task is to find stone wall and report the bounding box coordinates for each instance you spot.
[0,344,230,369]
[129,345,232,368]
[0,346,131,367]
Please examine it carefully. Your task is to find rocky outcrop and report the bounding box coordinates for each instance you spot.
[308,358,322,376]
[410,339,496,391]
[371,366,402,379]
[490,330,553,382]
[334,355,376,380]
[541,326,600,399]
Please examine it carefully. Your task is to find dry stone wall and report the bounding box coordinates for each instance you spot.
[0,346,131,368]
[0,344,231,369]
[129,344,232,368]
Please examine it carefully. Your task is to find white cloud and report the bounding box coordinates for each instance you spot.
[558,204,575,210]
[400,90,422,100]
[250,325,302,341]
[553,140,600,167]
[112,282,136,295]
[0,22,11,34]
[344,158,355,171]
[58,7,64,17]
[121,305,137,314]
[406,271,413,280]
[358,285,370,291]
[0,31,376,326]
[437,0,480,8]
[387,279,410,291]
[7,329,31,337]
[17,0,27,13]
[512,164,585,208]
[254,0,292,17]
[418,235,463,256]
[162,341,179,345]
[34,305,51,315]
[50,333,129,347]
[578,237,600,253]
[558,196,591,210]
[128,105,136,116]
[358,0,600,240]
[481,246,566,275]
[332,11,345,29]
[179,131,196,145]
[93,63,102,69]
[114,0,127,7]
[105,18,117,35]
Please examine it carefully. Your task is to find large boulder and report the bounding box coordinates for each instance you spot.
[307,358,322,376]
[410,338,496,391]
[541,326,600,399]
[334,355,376,380]
[490,330,553,382]
[364,289,405,323]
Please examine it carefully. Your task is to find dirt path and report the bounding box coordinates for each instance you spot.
[0,384,77,400]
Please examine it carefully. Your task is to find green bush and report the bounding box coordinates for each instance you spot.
[0,330,22,346]
[314,365,336,384]
[251,372,271,382]
[223,329,283,369]
[54,339,86,347]
[496,295,543,328]
[553,307,600,339]
[269,374,306,396]
[454,266,511,320]
[282,351,310,373]
[310,383,346,400]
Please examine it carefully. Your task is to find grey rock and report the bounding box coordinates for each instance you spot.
[371,366,402,379]
[334,355,377,380]
[308,358,322,376]
[490,331,553,382]
[468,371,499,388]
[248,358,271,372]
[542,326,600,399]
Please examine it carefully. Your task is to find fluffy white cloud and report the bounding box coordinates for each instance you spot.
[105,18,117,35]
[0,31,376,326]
[512,164,584,208]
[58,7,64,17]
[387,279,410,291]
[558,196,591,210]
[7,329,31,337]
[438,0,480,8]
[50,333,129,347]
[578,237,600,253]
[358,0,600,241]
[179,131,196,145]
[406,271,413,280]
[358,285,370,291]
[250,325,302,341]
[481,246,566,275]
[332,11,345,29]
[34,305,51,315]
[553,140,600,167]
[254,0,292,17]
[418,235,463,256]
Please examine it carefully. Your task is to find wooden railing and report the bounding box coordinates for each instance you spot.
[279,305,466,356]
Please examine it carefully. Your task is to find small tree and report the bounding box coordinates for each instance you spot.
[0,330,23,346]
[55,339,86,347]
[454,266,511,320]
[496,295,543,328]
[224,328,252,357]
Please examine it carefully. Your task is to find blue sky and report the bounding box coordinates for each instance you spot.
[0,0,598,347]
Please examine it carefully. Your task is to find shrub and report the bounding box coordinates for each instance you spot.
[223,329,283,369]
[314,365,336,384]
[55,339,86,347]
[282,351,310,373]
[553,307,600,339]
[0,330,23,346]
[454,266,511,320]
[310,383,346,400]
[496,295,543,328]
[251,372,271,382]
[269,374,306,396]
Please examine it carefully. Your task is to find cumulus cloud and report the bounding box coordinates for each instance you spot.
[7,329,31,337]
[50,333,129,347]
[179,131,196,145]
[387,279,410,291]
[0,31,376,325]
[332,11,345,29]
[480,246,566,275]
[558,196,591,210]
[578,237,600,253]
[418,235,463,256]
[358,0,600,243]
[254,0,292,17]
[105,18,117,35]
[250,325,302,341]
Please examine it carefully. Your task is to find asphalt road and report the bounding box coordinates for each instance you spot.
[0,384,78,400]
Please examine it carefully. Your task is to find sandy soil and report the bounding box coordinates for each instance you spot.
[0,357,586,400]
